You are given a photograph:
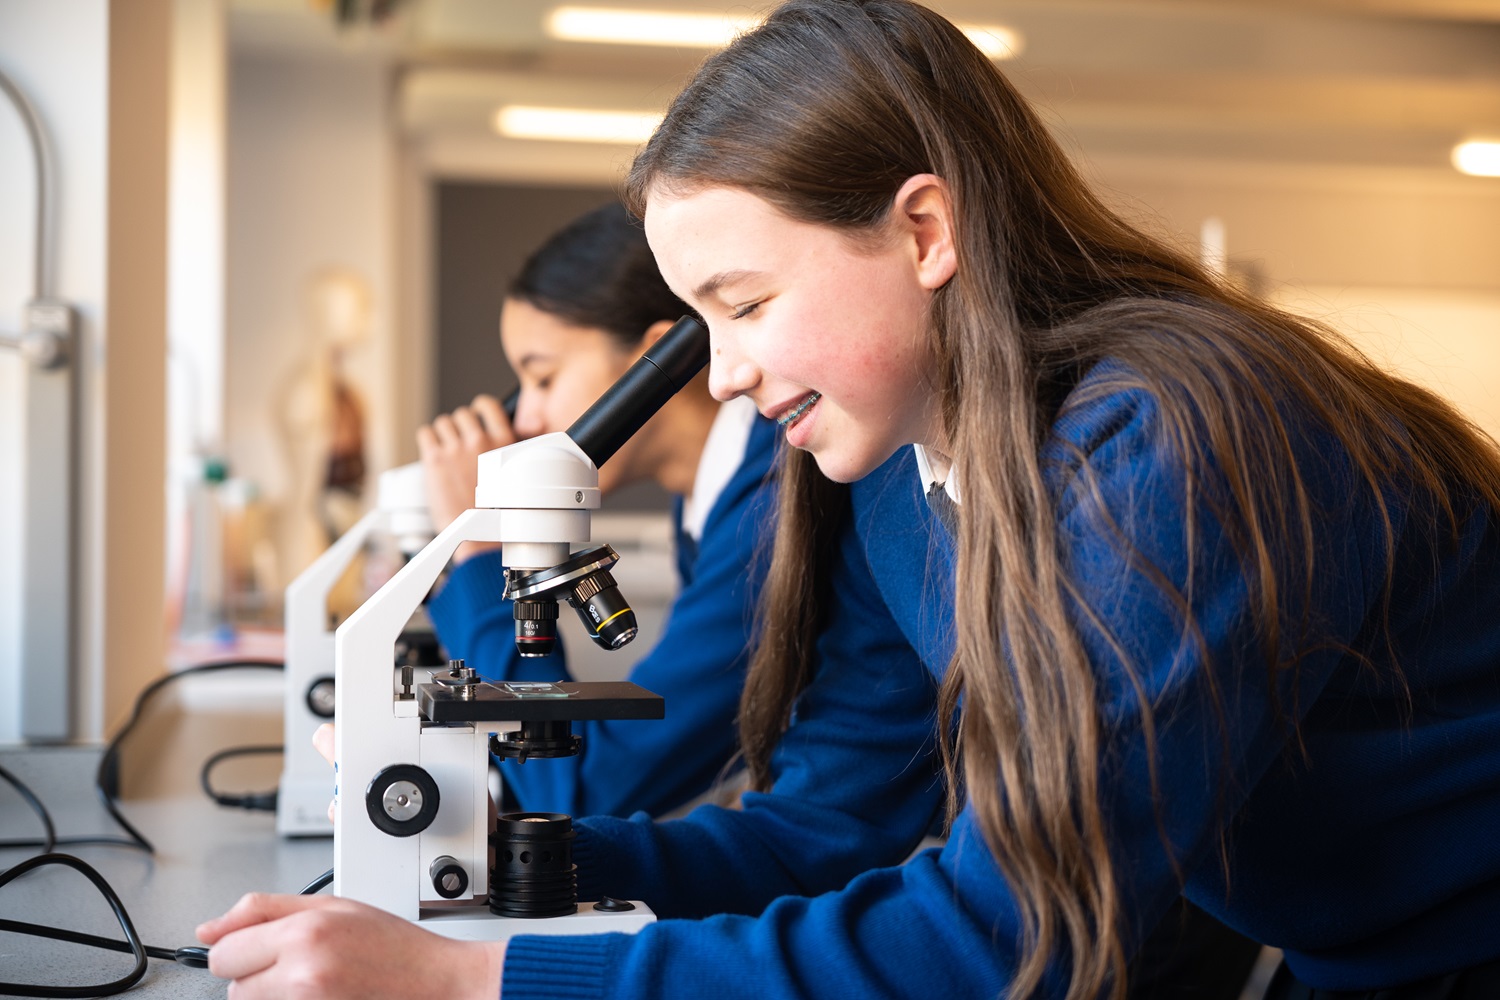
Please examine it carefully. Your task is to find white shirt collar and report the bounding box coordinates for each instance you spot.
[681,396,759,542]
[912,444,961,504]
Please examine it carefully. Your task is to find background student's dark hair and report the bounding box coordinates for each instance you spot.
[625,1,1500,999]
[508,200,687,347]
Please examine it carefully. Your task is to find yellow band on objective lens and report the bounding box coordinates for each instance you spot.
[593,608,632,635]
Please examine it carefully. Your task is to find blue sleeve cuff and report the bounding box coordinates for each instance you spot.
[502,931,634,1000]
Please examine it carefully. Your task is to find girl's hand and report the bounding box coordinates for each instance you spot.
[313,722,337,822]
[198,892,505,1000]
[417,394,516,561]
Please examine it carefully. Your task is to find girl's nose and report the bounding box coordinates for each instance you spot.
[707,333,758,402]
[512,391,545,438]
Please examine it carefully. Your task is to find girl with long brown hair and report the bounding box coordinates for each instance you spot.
[201,2,1500,998]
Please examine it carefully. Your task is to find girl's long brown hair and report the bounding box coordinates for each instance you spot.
[626,2,1500,997]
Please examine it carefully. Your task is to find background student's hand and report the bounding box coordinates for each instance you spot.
[198,892,505,1000]
[416,394,516,562]
[314,722,337,822]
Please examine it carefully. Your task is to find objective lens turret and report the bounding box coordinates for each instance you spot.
[506,546,637,658]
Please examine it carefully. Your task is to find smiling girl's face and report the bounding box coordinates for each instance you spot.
[644,181,954,483]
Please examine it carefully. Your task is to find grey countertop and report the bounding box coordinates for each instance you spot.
[1,745,332,998]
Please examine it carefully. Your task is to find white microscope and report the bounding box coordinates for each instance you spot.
[277,461,438,836]
[329,315,709,940]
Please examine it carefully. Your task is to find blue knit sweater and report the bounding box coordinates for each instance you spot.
[501,369,1500,998]
[426,411,780,819]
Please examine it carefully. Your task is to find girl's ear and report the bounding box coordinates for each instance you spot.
[893,174,958,291]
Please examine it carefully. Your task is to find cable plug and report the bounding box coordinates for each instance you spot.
[175,945,211,968]
[230,791,278,812]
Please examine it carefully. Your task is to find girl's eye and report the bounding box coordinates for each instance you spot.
[730,302,760,320]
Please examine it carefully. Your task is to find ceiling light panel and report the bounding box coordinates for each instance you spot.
[1452,140,1500,177]
[545,6,762,47]
[957,23,1023,60]
[545,6,1021,60]
[494,104,664,143]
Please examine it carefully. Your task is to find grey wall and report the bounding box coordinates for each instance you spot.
[433,181,670,512]
[434,181,614,413]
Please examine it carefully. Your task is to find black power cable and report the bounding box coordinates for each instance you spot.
[95,658,284,851]
[0,761,56,854]
[200,743,283,811]
[1,728,329,995]
[0,853,150,998]
[0,757,139,852]
[0,915,179,962]
[0,754,211,995]
[300,866,335,895]
[0,658,289,995]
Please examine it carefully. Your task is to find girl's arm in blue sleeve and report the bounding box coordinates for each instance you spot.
[502,384,1401,1000]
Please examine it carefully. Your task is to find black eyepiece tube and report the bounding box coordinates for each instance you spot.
[565,315,710,468]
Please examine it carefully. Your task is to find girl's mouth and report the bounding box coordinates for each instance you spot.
[777,392,821,429]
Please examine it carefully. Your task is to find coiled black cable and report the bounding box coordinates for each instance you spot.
[2,739,330,995]
[0,761,56,854]
[0,753,136,851]
[200,743,283,811]
[0,762,139,855]
[95,658,284,851]
[0,853,150,998]
[0,658,289,995]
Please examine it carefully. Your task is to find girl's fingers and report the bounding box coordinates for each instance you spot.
[208,921,283,981]
[471,394,516,447]
[219,962,282,1000]
[198,892,332,944]
[312,723,335,765]
[419,394,514,463]
[428,413,459,449]
[451,406,487,450]
[208,899,343,987]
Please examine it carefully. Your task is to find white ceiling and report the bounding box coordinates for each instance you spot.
[230,0,1500,179]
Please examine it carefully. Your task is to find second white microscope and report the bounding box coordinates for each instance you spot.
[277,461,436,836]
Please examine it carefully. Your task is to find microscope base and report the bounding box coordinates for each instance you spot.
[417,900,655,941]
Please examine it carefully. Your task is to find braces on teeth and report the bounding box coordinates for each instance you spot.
[777,392,822,426]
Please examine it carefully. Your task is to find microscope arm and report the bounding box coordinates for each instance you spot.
[279,508,384,833]
[285,509,382,644]
[333,508,518,912]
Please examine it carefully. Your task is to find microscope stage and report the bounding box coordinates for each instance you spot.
[417,679,665,724]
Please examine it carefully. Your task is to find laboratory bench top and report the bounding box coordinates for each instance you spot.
[1,744,331,998]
